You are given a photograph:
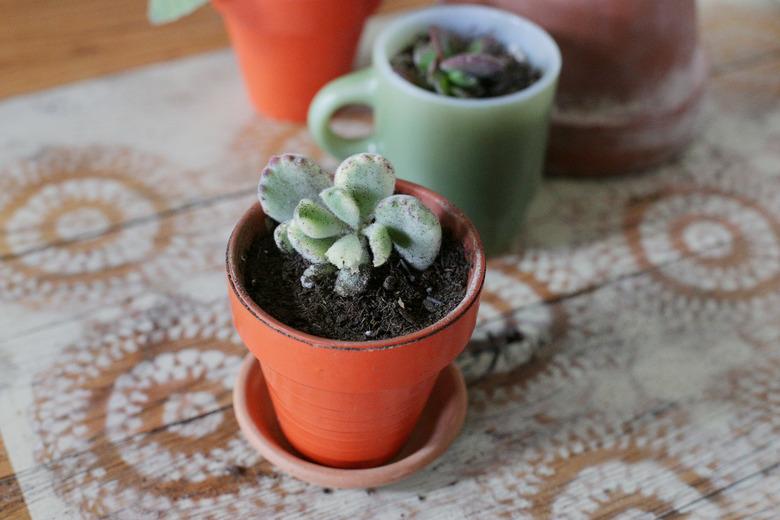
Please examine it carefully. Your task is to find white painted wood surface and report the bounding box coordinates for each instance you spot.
[1,0,779,517]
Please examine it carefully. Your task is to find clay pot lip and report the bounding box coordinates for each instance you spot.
[226,179,486,352]
[374,4,562,108]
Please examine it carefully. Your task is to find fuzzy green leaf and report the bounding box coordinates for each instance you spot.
[258,154,333,223]
[333,154,395,223]
[430,70,452,96]
[301,263,337,288]
[287,220,336,264]
[273,221,294,254]
[325,233,364,269]
[320,187,361,229]
[334,266,371,297]
[148,0,209,24]
[445,69,479,88]
[375,195,442,270]
[363,223,393,267]
[294,199,349,238]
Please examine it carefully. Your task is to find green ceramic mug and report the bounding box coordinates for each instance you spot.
[308,5,561,255]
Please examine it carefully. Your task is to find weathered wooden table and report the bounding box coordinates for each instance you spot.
[1,0,779,518]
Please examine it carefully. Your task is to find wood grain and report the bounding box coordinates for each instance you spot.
[0,0,226,99]
[0,433,31,520]
[0,0,778,518]
[0,0,434,100]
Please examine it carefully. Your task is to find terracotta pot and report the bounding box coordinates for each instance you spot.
[226,180,486,469]
[212,0,381,121]
[446,0,708,176]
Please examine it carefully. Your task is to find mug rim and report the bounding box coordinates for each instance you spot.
[373,4,562,107]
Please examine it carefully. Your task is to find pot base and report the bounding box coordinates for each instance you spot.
[232,354,468,489]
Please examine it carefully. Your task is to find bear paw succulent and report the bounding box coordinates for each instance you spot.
[258,153,442,297]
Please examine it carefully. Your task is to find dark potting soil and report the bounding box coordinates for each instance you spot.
[390,27,543,99]
[244,230,470,342]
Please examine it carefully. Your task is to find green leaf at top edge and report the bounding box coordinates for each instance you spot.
[148,0,209,24]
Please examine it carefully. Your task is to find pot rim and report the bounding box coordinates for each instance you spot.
[226,178,486,351]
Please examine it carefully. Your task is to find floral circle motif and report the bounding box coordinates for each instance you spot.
[7,177,161,275]
[0,146,224,308]
[630,189,780,296]
[443,275,777,517]
[461,267,564,384]
[551,460,722,519]
[164,391,223,438]
[31,298,312,518]
[623,183,780,328]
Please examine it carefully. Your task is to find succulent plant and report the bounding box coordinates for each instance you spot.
[147,0,209,24]
[258,153,442,297]
[390,25,542,99]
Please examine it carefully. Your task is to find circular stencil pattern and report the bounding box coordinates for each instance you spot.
[0,146,221,308]
[461,268,565,384]
[31,298,312,518]
[448,277,777,517]
[494,175,657,301]
[164,391,223,438]
[624,180,780,328]
[7,177,160,275]
[548,459,722,519]
[630,189,780,296]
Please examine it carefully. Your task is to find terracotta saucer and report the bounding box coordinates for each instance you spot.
[232,353,468,489]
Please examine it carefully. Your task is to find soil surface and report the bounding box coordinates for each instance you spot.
[244,231,470,342]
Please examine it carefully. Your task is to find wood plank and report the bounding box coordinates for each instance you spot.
[0,432,32,520]
[0,0,434,100]
[0,0,777,517]
[13,262,778,518]
[0,0,228,100]
[699,0,780,74]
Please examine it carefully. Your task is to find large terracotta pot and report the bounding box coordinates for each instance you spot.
[447,0,708,176]
[226,180,486,469]
[212,0,381,121]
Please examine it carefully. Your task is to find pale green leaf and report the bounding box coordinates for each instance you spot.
[273,221,294,254]
[294,199,349,238]
[287,220,336,264]
[334,266,370,297]
[333,153,395,223]
[301,263,337,288]
[320,187,361,229]
[148,0,209,24]
[375,195,442,270]
[258,154,333,223]
[362,223,393,267]
[325,233,364,269]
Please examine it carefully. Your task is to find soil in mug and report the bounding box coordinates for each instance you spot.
[390,25,542,99]
[244,231,470,341]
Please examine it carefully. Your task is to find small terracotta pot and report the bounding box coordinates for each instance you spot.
[226,180,486,469]
[446,0,708,176]
[212,0,381,121]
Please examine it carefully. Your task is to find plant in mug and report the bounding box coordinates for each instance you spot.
[308,6,561,255]
[258,153,442,297]
[390,25,542,98]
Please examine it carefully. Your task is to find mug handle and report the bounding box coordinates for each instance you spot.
[307,68,378,159]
